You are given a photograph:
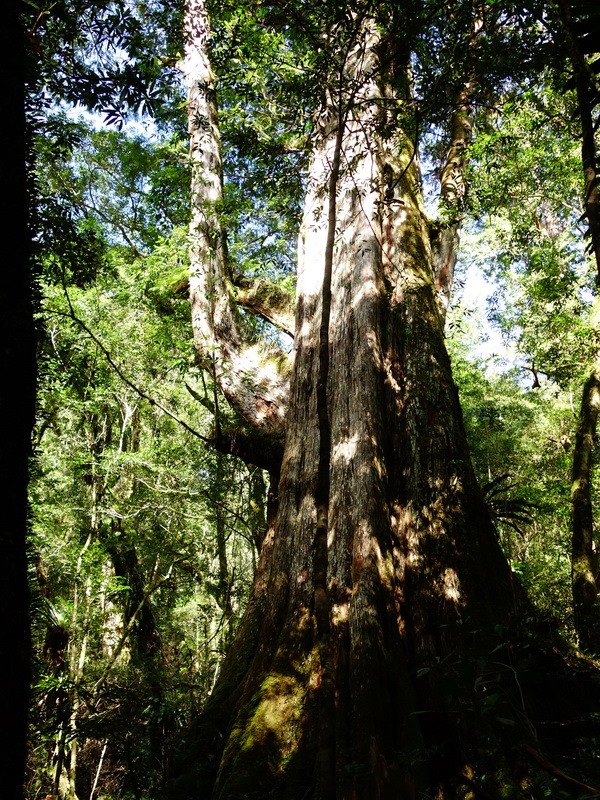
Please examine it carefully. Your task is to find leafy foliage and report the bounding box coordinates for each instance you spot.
[448,320,576,623]
[28,121,264,798]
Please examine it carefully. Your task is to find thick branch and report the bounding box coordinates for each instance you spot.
[232,276,295,337]
[183,0,291,436]
[213,426,283,477]
[431,16,482,319]
[523,744,600,796]
[555,1,600,95]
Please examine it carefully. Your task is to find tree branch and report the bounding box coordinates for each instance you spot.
[232,275,295,337]
[523,744,600,796]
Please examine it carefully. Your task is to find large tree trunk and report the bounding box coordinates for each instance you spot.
[0,4,34,798]
[173,16,543,800]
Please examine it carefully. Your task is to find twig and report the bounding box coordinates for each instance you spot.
[89,741,108,800]
[523,744,600,796]
[50,307,210,443]
[91,561,183,697]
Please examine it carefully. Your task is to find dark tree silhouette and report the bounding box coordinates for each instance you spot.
[0,2,35,797]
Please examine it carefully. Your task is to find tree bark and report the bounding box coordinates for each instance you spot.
[174,16,539,800]
[183,0,291,443]
[555,0,600,271]
[0,4,34,798]
[555,0,600,650]
[431,13,482,320]
[431,81,475,319]
[232,276,295,338]
[571,371,600,651]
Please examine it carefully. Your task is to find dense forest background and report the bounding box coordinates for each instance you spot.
[7,0,600,797]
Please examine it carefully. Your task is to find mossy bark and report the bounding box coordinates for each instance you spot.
[571,370,600,652]
[183,0,291,440]
[232,276,296,338]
